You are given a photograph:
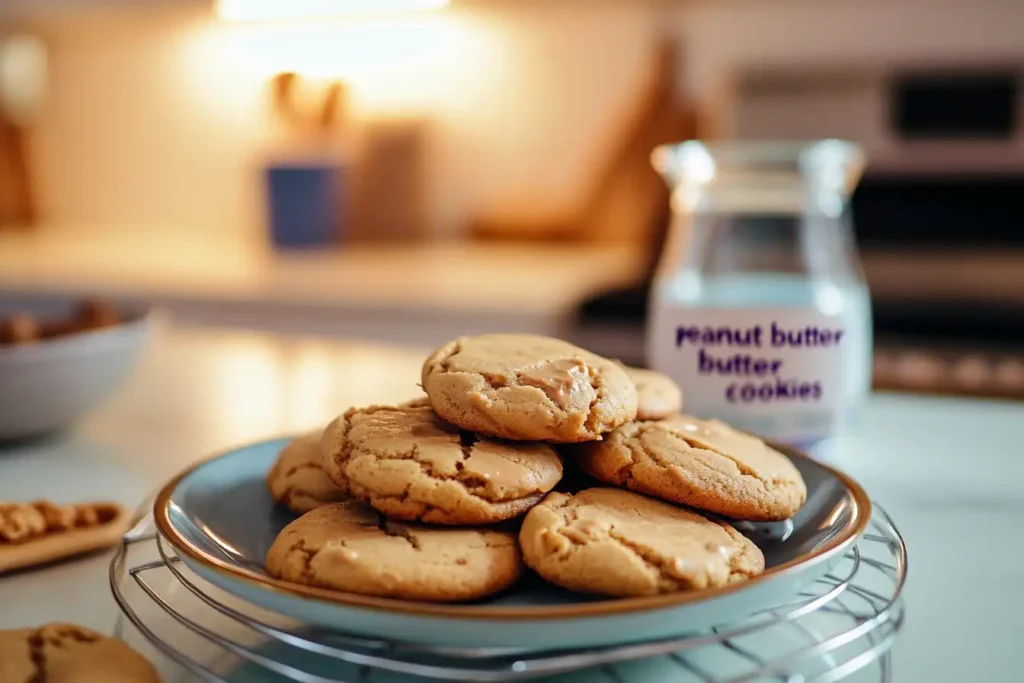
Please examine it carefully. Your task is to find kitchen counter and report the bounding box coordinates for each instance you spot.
[0,325,1021,681]
[0,232,645,346]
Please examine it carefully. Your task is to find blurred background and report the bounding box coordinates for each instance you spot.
[1,0,1023,400]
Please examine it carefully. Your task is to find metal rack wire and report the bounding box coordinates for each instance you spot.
[109,506,906,683]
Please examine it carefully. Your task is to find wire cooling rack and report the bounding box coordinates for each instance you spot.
[109,506,906,683]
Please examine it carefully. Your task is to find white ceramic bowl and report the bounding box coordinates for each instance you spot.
[0,297,153,440]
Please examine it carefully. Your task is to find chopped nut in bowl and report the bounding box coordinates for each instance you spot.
[0,295,154,440]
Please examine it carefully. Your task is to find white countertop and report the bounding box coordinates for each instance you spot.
[0,232,644,345]
[0,325,1021,681]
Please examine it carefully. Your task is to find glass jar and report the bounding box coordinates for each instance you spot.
[647,140,871,455]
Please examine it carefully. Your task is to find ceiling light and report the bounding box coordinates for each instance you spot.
[216,0,450,22]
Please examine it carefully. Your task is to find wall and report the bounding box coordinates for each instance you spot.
[15,0,1024,241]
[24,2,660,241]
[673,0,1024,172]
[675,0,1024,100]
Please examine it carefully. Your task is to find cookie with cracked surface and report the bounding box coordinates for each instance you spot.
[267,434,350,514]
[622,366,683,420]
[266,501,523,602]
[421,334,638,443]
[519,488,764,597]
[0,623,159,683]
[575,415,807,521]
[321,404,563,525]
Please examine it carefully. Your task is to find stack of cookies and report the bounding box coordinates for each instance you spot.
[265,334,807,602]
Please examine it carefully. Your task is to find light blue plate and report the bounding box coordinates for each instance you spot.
[155,437,870,651]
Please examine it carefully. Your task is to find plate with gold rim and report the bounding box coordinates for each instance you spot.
[153,436,870,651]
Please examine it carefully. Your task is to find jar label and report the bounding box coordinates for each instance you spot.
[648,308,858,444]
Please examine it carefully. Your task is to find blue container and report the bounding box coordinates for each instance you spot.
[264,162,345,249]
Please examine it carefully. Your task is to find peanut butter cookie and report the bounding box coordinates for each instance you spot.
[519,488,764,597]
[0,623,159,683]
[623,366,683,420]
[575,415,807,521]
[421,334,638,443]
[321,404,563,525]
[267,434,349,514]
[266,501,523,602]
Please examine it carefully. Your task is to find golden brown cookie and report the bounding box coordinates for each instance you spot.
[623,366,683,420]
[321,404,563,525]
[519,488,764,597]
[266,434,350,514]
[575,415,807,521]
[421,334,638,443]
[0,623,159,683]
[266,501,523,602]
[0,628,33,683]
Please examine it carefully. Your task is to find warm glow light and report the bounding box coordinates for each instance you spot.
[0,34,48,125]
[223,14,457,80]
[216,0,450,22]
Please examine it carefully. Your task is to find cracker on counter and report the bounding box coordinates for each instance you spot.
[0,501,132,574]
